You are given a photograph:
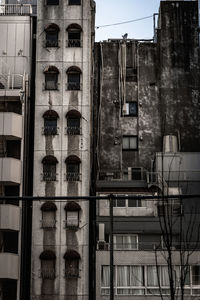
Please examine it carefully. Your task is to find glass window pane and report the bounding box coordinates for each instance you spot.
[123,137,129,149]
[130,137,137,149]
[117,199,125,207]
[128,199,137,207]
[147,266,158,286]
[129,102,137,116]
[192,266,200,285]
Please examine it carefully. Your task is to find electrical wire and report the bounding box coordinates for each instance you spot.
[96,15,153,29]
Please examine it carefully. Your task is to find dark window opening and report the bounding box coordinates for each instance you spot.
[69,0,81,5]
[44,119,57,135]
[113,199,126,207]
[0,185,20,205]
[46,31,58,47]
[66,162,80,181]
[128,199,142,207]
[68,31,81,47]
[0,232,18,254]
[0,101,22,114]
[47,0,59,5]
[67,118,80,135]
[124,102,138,116]
[42,156,58,181]
[2,280,17,300]
[126,67,137,82]
[45,73,58,90]
[65,259,79,277]
[131,168,142,180]
[67,73,80,90]
[0,139,21,159]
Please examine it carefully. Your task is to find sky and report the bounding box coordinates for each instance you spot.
[95,0,161,41]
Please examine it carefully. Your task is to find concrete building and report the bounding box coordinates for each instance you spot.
[31,0,95,299]
[0,4,33,300]
[92,1,200,299]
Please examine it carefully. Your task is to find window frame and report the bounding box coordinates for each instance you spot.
[46,0,59,5]
[124,102,138,117]
[122,135,138,151]
[112,195,143,208]
[113,234,138,250]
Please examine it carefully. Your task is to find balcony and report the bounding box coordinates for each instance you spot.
[0,73,25,99]
[0,112,23,139]
[0,253,19,279]
[0,204,20,231]
[0,4,32,15]
[0,158,21,184]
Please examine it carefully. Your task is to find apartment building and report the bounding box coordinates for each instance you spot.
[92,1,200,299]
[0,4,33,300]
[31,0,95,299]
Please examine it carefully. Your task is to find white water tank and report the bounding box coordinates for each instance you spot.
[163,135,178,153]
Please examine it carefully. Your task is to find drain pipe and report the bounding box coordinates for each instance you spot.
[198,0,200,44]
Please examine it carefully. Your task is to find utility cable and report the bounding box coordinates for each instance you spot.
[96,15,153,29]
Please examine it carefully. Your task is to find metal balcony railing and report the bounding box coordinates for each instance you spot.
[42,172,57,182]
[66,126,81,135]
[0,74,24,90]
[0,4,32,15]
[66,39,82,48]
[41,269,56,279]
[66,82,81,91]
[42,126,58,135]
[66,172,81,182]
[41,219,57,228]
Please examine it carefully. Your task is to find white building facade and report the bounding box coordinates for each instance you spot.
[31,0,95,299]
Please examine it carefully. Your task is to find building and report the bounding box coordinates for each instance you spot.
[0,3,33,300]
[31,0,95,299]
[92,0,200,299]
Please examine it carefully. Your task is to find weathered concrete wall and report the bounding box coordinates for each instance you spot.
[158,1,200,151]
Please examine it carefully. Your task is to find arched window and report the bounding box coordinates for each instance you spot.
[45,24,60,47]
[66,66,81,90]
[43,110,59,135]
[44,66,59,90]
[41,201,57,228]
[64,250,80,278]
[66,110,81,135]
[66,24,82,47]
[40,250,56,279]
[65,201,81,229]
[65,155,81,181]
[42,155,58,181]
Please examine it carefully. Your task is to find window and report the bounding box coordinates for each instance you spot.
[40,250,56,279]
[42,155,58,181]
[66,66,81,90]
[192,266,200,286]
[101,265,200,296]
[44,66,59,90]
[113,195,142,208]
[67,24,82,47]
[43,110,59,135]
[122,136,138,150]
[126,67,137,82]
[101,265,144,295]
[113,235,138,250]
[45,24,59,47]
[41,202,57,228]
[157,199,182,216]
[65,155,81,181]
[65,201,81,229]
[124,102,138,116]
[66,110,81,135]
[47,0,59,5]
[64,250,80,278]
[69,0,81,5]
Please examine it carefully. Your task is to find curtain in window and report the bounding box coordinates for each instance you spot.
[161,266,169,286]
[101,266,110,295]
[147,266,159,287]
[67,211,79,227]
